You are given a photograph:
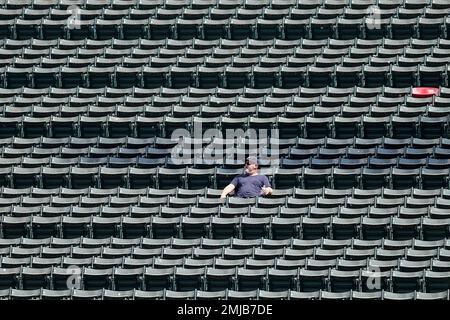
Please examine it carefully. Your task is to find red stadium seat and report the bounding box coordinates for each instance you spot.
[412,87,440,98]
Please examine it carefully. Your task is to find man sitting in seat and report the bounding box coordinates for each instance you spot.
[220,156,273,199]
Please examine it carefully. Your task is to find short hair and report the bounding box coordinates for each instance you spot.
[245,156,258,166]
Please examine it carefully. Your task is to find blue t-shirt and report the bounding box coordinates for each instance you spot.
[230,174,271,198]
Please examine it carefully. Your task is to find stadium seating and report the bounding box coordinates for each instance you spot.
[0,0,449,301]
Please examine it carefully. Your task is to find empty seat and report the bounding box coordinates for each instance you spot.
[418,65,445,87]
[363,66,389,88]
[174,267,204,292]
[307,66,334,88]
[302,168,331,189]
[224,66,250,88]
[301,217,331,240]
[61,217,90,239]
[12,167,40,188]
[299,269,329,292]
[5,67,31,88]
[236,268,266,291]
[31,216,60,239]
[361,217,390,240]
[211,217,240,239]
[392,270,423,293]
[422,218,450,241]
[228,18,255,40]
[255,18,281,40]
[391,168,420,189]
[201,19,227,40]
[391,66,418,88]
[310,18,336,40]
[143,267,174,291]
[252,66,279,89]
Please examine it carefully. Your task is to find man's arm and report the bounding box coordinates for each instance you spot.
[220,184,235,199]
[261,186,273,196]
[261,176,273,196]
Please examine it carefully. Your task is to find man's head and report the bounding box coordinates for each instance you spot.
[244,156,258,175]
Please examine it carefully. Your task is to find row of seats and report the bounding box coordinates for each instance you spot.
[5,243,450,260]
[3,187,450,202]
[5,144,450,163]
[0,0,448,11]
[1,213,450,240]
[2,106,450,130]
[4,198,450,218]
[0,114,449,139]
[0,62,448,89]
[3,197,450,216]
[1,247,450,266]
[4,206,450,225]
[2,64,450,89]
[1,6,450,24]
[2,164,450,189]
[6,148,450,168]
[0,237,450,249]
[4,5,450,21]
[3,235,450,249]
[3,50,450,69]
[3,37,450,53]
[2,94,449,112]
[286,145,450,158]
[0,288,448,300]
[0,84,436,98]
[2,54,450,77]
[8,99,450,121]
[1,184,450,198]
[0,0,270,10]
[5,38,450,51]
[2,136,450,149]
[1,0,449,10]
[7,152,450,168]
[0,94,425,112]
[0,265,449,293]
[1,7,450,40]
